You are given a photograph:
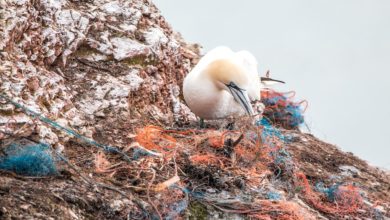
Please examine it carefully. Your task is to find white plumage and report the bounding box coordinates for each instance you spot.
[183,46,261,120]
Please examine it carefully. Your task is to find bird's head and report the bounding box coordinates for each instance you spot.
[206,59,248,89]
[205,59,255,116]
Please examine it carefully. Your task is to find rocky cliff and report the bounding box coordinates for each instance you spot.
[0,0,389,219]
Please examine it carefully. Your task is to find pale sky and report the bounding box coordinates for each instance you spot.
[153,0,390,169]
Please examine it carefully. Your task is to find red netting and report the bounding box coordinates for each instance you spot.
[295,173,363,215]
[261,89,308,129]
[135,125,178,154]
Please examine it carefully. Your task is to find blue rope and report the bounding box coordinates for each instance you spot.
[315,182,343,202]
[0,143,58,176]
[266,191,282,201]
[0,93,132,162]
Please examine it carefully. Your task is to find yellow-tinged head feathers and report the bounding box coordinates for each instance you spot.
[204,59,249,89]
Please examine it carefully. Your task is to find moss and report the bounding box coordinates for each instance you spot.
[121,54,158,67]
[295,186,304,194]
[186,201,208,220]
[74,45,109,59]
[74,42,159,67]
[0,105,15,116]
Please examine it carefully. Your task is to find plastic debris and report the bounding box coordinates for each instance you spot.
[165,198,188,220]
[0,93,132,162]
[261,89,307,129]
[1,90,386,219]
[0,143,58,176]
[266,191,282,201]
[154,175,180,192]
[296,173,363,214]
[315,182,342,202]
[135,125,177,154]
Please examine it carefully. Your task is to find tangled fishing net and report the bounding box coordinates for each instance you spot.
[261,89,307,129]
[0,142,58,176]
[1,91,386,219]
[296,173,363,215]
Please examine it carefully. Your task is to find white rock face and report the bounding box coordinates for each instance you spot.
[144,27,169,47]
[0,0,199,146]
[120,70,145,92]
[101,1,122,15]
[111,37,149,61]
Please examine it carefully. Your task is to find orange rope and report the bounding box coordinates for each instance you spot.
[295,173,363,215]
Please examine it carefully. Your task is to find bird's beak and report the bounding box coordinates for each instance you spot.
[226,82,254,116]
[260,77,285,86]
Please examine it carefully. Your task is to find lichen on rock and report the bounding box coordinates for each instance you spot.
[1,0,199,146]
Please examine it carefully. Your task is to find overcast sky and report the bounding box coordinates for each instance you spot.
[153,0,390,169]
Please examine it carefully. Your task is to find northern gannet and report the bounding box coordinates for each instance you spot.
[183,46,261,120]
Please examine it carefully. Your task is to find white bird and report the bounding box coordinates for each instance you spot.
[183,46,262,120]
